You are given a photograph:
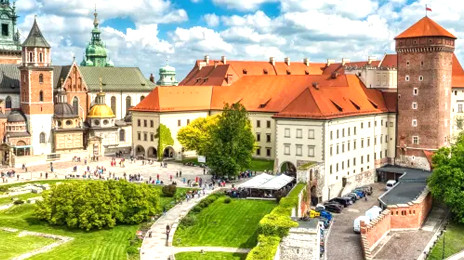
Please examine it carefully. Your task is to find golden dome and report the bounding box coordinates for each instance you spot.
[87,104,115,118]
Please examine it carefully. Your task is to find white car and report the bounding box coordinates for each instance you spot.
[386,180,397,190]
[353,216,370,233]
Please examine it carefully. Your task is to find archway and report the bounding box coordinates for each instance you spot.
[135,145,145,157]
[163,146,175,159]
[280,161,296,176]
[147,147,157,158]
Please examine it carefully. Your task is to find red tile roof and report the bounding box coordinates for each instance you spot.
[179,59,326,86]
[381,92,398,113]
[452,54,464,87]
[395,16,456,39]
[379,54,397,68]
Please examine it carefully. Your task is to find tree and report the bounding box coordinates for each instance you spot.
[177,115,219,156]
[156,124,174,160]
[428,133,464,223]
[206,103,255,176]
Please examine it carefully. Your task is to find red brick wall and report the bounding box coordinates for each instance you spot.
[20,68,54,115]
[361,210,391,250]
[389,192,432,229]
[63,65,88,119]
[396,36,454,162]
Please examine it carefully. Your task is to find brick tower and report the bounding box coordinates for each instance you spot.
[19,18,53,155]
[395,16,456,170]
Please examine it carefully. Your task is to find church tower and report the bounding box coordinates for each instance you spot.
[395,16,456,170]
[0,0,21,64]
[80,9,113,67]
[19,18,53,155]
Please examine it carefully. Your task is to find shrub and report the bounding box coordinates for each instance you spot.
[180,215,196,227]
[247,235,281,260]
[126,246,138,255]
[191,205,202,213]
[13,199,24,205]
[224,197,231,204]
[162,184,177,197]
[258,212,298,238]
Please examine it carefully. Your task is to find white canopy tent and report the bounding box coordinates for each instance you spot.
[238,173,274,189]
[239,173,294,191]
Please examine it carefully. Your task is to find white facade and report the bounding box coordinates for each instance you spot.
[276,113,396,201]
[451,88,464,140]
[89,92,149,120]
[345,67,397,92]
[27,114,53,155]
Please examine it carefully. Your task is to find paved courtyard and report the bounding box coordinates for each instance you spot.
[326,183,385,260]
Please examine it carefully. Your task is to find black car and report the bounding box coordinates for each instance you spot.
[324,201,344,208]
[328,197,351,207]
[344,193,358,202]
[323,204,343,213]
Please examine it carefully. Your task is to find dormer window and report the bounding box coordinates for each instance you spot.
[243,69,248,75]
[29,52,33,62]
[263,69,268,75]
[39,74,43,84]
[39,53,43,62]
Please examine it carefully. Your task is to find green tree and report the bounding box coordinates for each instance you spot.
[177,115,219,156]
[428,133,464,223]
[206,103,255,176]
[156,123,174,160]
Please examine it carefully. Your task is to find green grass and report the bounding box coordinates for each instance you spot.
[0,192,42,205]
[0,230,56,259]
[249,159,274,172]
[175,252,247,260]
[428,222,464,260]
[0,180,185,260]
[174,197,276,248]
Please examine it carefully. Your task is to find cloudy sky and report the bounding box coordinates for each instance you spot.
[13,0,464,80]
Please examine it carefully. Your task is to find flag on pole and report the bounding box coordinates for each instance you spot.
[426,6,432,12]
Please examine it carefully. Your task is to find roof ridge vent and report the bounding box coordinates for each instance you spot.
[350,99,361,110]
[330,100,343,112]
[312,82,319,90]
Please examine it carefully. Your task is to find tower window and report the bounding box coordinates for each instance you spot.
[39,91,44,102]
[73,97,79,114]
[29,52,33,62]
[5,96,11,109]
[39,132,46,143]
[405,75,410,81]
[419,75,423,81]
[413,88,418,95]
[412,119,417,127]
[119,129,125,142]
[412,102,417,109]
[412,136,419,145]
[1,24,8,36]
[406,61,410,66]
[39,53,43,63]
[39,74,43,84]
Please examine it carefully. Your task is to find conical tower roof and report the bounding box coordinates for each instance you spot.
[22,17,51,48]
[395,16,456,40]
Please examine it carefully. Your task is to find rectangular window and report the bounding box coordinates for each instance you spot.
[361,122,364,129]
[256,147,261,156]
[266,148,271,157]
[342,161,344,170]
[266,134,271,143]
[375,136,377,145]
[266,120,271,128]
[256,133,261,142]
[337,130,339,139]
[459,104,463,113]
[296,145,302,156]
[177,120,181,127]
[144,133,147,141]
[330,165,333,174]
[361,139,364,148]
[256,120,261,128]
[412,119,417,127]
[361,156,364,164]
[412,102,418,109]
[367,154,370,162]
[413,88,418,95]
[137,132,141,140]
[354,126,357,135]
[284,128,290,138]
[330,146,333,156]
[284,144,290,155]
[348,128,351,136]
[375,121,377,127]
[296,129,302,138]
[347,159,350,168]
[353,157,356,166]
[336,144,339,154]
[187,119,190,125]
[380,151,383,159]
[347,141,350,151]
[368,122,371,128]
[330,131,333,140]
[150,120,154,128]
[342,129,345,137]
[390,122,393,127]
[354,140,357,149]
[385,135,388,143]
[367,138,370,147]
[144,120,147,127]
[150,133,154,142]
[308,145,315,157]
[413,136,419,145]
[336,163,339,171]
[137,119,141,127]
[308,129,315,139]
[342,143,345,153]
[1,24,8,37]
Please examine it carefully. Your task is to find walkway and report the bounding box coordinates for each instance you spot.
[140,187,221,260]
[173,247,251,254]
[447,251,464,260]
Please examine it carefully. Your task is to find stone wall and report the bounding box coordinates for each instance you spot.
[360,209,391,258]
[389,189,432,230]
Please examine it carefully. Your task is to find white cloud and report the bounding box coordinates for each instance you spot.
[204,14,220,27]
[211,0,277,11]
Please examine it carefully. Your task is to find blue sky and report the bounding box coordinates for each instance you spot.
[12,0,464,80]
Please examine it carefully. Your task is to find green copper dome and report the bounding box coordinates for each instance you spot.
[80,9,112,67]
[159,65,176,73]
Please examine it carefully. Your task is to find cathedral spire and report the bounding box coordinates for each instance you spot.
[93,5,99,28]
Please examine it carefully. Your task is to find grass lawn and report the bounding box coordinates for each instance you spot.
[175,252,247,260]
[428,222,464,260]
[174,197,276,248]
[0,180,184,260]
[0,230,56,259]
[0,192,42,205]
[249,159,274,172]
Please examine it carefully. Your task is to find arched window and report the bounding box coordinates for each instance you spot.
[111,96,116,115]
[125,96,132,114]
[140,96,145,102]
[72,97,79,115]
[39,53,43,62]
[119,129,125,142]
[39,132,46,143]
[39,91,44,102]
[39,74,43,84]
[29,52,33,62]
[5,96,11,108]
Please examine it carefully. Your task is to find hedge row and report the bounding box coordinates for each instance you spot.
[179,193,223,228]
[247,183,307,260]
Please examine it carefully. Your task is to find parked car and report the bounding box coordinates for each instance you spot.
[324,201,343,209]
[386,180,397,190]
[328,197,351,207]
[315,203,326,212]
[353,216,371,233]
[344,193,358,202]
[319,218,331,229]
[352,189,365,198]
[357,185,373,195]
[324,203,343,213]
[365,206,382,221]
[320,210,333,221]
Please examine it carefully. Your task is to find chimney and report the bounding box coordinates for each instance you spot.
[326,59,335,66]
[312,82,319,90]
[149,73,155,83]
[368,56,377,65]
[341,58,350,66]
[221,56,227,65]
[303,58,310,66]
[204,55,209,64]
[269,57,275,66]
[284,57,290,66]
